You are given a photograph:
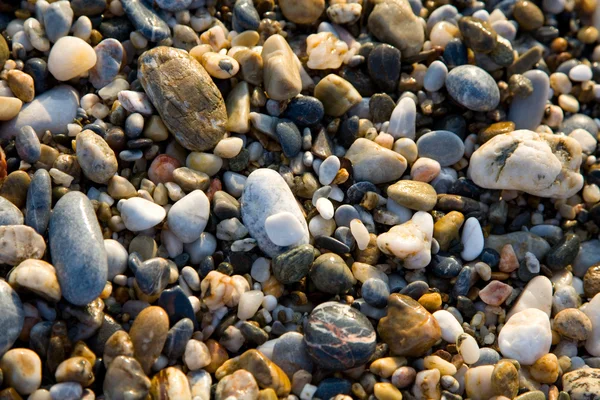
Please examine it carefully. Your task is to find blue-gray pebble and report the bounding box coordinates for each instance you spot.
[275,120,302,158]
[16,125,41,163]
[49,191,108,305]
[0,196,24,226]
[361,278,390,308]
[445,65,500,112]
[25,169,52,235]
[43,0,74,42]
[156,0,191,11]
[416,130,465,167]
[121,0,170,41]
[0,280,24,356]
[561,113,599,136]
[232,0,260,32]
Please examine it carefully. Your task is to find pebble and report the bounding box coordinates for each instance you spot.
[138,47,227,151]
[167,190,209,243]
[76,130,118,184]
[457,333,480,364]
[513,0,545,31]
[275,121,302,158]
[563,368,600,400]
[0,197,23,226]
[0,97,22,121]
[304,302,376,370]
[272,332,313,377]
[232,0,260,31]
[307,32,348,70]
[491,360,519,398]
[424,61,448,92]
[8,259,61,303]
[584,293,600,356]
[345,138,407,184]
[468,130,583,198]
[387,180,437,211]
[459,16,497,53]
[279,0,324,24]
[272,244,314,284]
[461,217,484,261]
[377,211,433,269]
[388,97,416,139]
[310,253,355,294]
[508,275,553,319]
[445,65,500,112]
[498,308,552,365]
[378,293,441,356]
[129,306,169,374]
[241,169,309,257]
[0,348,42,395]
[314,74,362,117]
[262,35,302,101]
[150,367,192,399]
[283,96,324,127]
[368,44,401,91]
[89,39,123,89]
[121,0,169,41]
[417,130,465,167]
[216,369,258,400]
[0,281,24,356]
[47,36,96,81]
[546,233,581,271]
[465,365,494,400]
[118,197,166,231]
[15,126,41,163]
[103,356,150,400]
[0,85,79,138]
[7,70,34,103]
[50,382,83,400]
[25,169,51,235]
[368,0,424,57]
[43,1,73,42]
[433,310,464,343]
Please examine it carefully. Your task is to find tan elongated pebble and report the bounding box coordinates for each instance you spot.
[76,130,118,184]
[261,35,302,101]
[314,74,362,116]
[47,36,97,81]
[129,306,169,374]
[226,81,251,134]
[0,348,42,395]
[201,52,240,79]
[138,46,227,151]
[279,0,325,24]
[0,97,22,121]
[8,259,61,302]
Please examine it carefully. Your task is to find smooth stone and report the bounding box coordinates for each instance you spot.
[150,367,192,399]
[49,192,107,305]
[0,85,79,138]
[167,190,210,243]
[121,0,169,41]
[232,0,260,31]
[388,97,416,139]
[262,35,302,101]
[265,211,306,247]
[0,225,46,265]
[272,244,315,284]
[362,278,390,308]
[304,302,376,370]
[315,378,351,399]
[129,306,169,374]
[563,369,600,400]
[241,169,309,258]
[424,60,448,92]
[103,356,150,400]
[0,196,23,226]
[458,16,497,53]
[345,138,407,184]
[16,126,41,163]
[584,293,600,356]
[157,0,191,11]
[445,65,500,111]
[574,240,600,277]
[71,0,106,15]
[216,369,259,400]
[377,211,433,269]
[48,36,96,81]
[43,0,73,42]
[104,239,127,281]
[25,169,51,235]
[279,0,324,24]
[275,120,302,158]
[457,333,480,364]
[368,0,424,57]
[508,70,550,130]
[139,47,227,151]
[561,113,598,136]
[498,308,552,365]
[368,44,401,91]
[485,231,550,261]
[314,74,362,117]
[386,180,437,211]
[272,332,313,377]
[370,93,396,123]
[76,130,118,184]
[465,365,494,400]
[507,275,553,320]
[0,97,22,121]
[89,39,123,89]
[0,348,41,395]
[134,257,170,296]
[0,281,24,356]
[163,318,194,361]
[554,308,592,341]
[461,217,484,261]
[545,233,580,271]
[379,294,441,356]
[468,130,583,198]
[416,130,465,167]
[158,286,197,328]
[8,259,61,302]
[283,96,324,127]
[309,253,355,294]
[118,197,166,231]
[433,309,464,343]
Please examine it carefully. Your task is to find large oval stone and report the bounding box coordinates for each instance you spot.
[304,302,376,371]
[0,281,24,356]
[49,191,108,305]
[241,168,309,258]
[138,46,227,151]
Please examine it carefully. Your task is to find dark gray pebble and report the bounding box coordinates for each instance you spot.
[361,278,390,308]
[283,96,325,127]
[272,244,315,284]
[134,257,170,296]
[163,318,194,361]
[275,120,302,158]
[232,0,260,32]
[368,44,401,92]
[158,286,198,328]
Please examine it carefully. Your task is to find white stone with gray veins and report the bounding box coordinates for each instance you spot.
[377,211,433,269]
[0,225,46,265]
[241,168,309,258]
[562,368,600,400]
[0,281,24,357]
[167,190,210,244]
[468,130,584,198]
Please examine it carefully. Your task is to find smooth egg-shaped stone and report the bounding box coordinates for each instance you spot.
[0,348,42,395]
[121,0,170,41]
[265,211,306,247]
[48,36,97,81]
[8,259,62,303]
[241,168,309,258]
[25,169,51,235]
[445,65,500,112]
[167,190,210,243]
[89,38,123,89]
[508,69,550,130]
[118,197,166,232]
[0,196,24,226]
[0,281,24,356]
[49,191,108,305]
[0,85,79,138]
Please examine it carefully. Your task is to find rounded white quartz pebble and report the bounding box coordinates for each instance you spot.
[350,219,370,250]
[237,290,265,320]
[433,310,464,343]
[584,293,600,356]
[213,137,244,159]
[498,308,552,365]
[465,365,494,399]
[48,36,97,81]
[264,211,306,246]
[506,275,553,320]
[308,215,337,237]
[104,239,128,280]
[183,339,211,371]
[460,217,484,261]
[251,257,270,283]
[117,197,166,231]
[167,190,210,243]
[388,97,416,140]
[262,295,277,311]
[319,155,340,185]
[569,128,597,154]
[316,197,334,220]
[457,333,480,364]
[569,64,593,82]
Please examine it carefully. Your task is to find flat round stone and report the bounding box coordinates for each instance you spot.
[445,65,500,112]
[304,302,376,370]
[265,211,306,247]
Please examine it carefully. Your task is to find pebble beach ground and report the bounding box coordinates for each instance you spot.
[1,0,600,399]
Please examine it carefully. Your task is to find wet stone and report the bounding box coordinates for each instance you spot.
[368,44,401,92]
[458,17,497,54]
[309,253,355,294]
[121,0,169,41]
[272,244,315,284]
[445,65,500,112]
[304,302,376,371]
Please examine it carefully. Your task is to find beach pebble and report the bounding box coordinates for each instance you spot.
[118,197,166,231]
[388,97,416,140]
[377,211,433,269]
[0,281,23,357]
[0,197,23,226]
[445,65,500,112]
[314,74,362,117]
[461,217,484,261]
[8,259,61,303]
[345,138,407,184]
[167,190,210,243]
[121,0,169,41]
[0,348,42,395]
[433,310,464,343]
[279,0,324,24]
[262,35,302,101]
[89,39,123,89]
[416,130,465,167]
[76,130,118,184]
[368,0,424,57]
[0,225,46,266]
[47,37,96,81]
[103,356,150,400]
[424,61,448,92]
[498,308,552,365]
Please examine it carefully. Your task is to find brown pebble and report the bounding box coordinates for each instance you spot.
[129,306,169,374]
[6,70,34,102]
[513,1,544,31]
[0,171,31,208]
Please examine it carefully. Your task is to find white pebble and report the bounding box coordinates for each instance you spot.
[388,97,416,140]
[433,310,464,343]
[237,290,265,320]
[460,217,484,261]
[214,137,244,159]
[319,155,341,185]
[183,339,211,370]
[48,36,97,81]
[423,60,448,92]
[264,211,306,246]
[308,215,336,237]
[316,197,334,220]
[457,333,480,364]
[262,295,277,311]
[117,197,166,231]
[251,257,271,283]
[350,219,370,250]
[569,64,593,82]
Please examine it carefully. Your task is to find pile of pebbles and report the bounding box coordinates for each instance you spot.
[2,0,600,399]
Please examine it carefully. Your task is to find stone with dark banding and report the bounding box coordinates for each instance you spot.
[304,301,376,371]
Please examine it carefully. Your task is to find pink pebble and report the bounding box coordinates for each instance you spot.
[479,280,513,306]
[148,154,181,184]
[391,366,416,389]
[375,132,394,149]
[411,157,441,182]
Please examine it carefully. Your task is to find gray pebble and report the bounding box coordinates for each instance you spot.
[0,281,24,356]
[445,65,500,112]
[16,125,41,163]
[25,169,52,235]
[0,196,24,226]
[43,0,73,42]
[416,130,465,167]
